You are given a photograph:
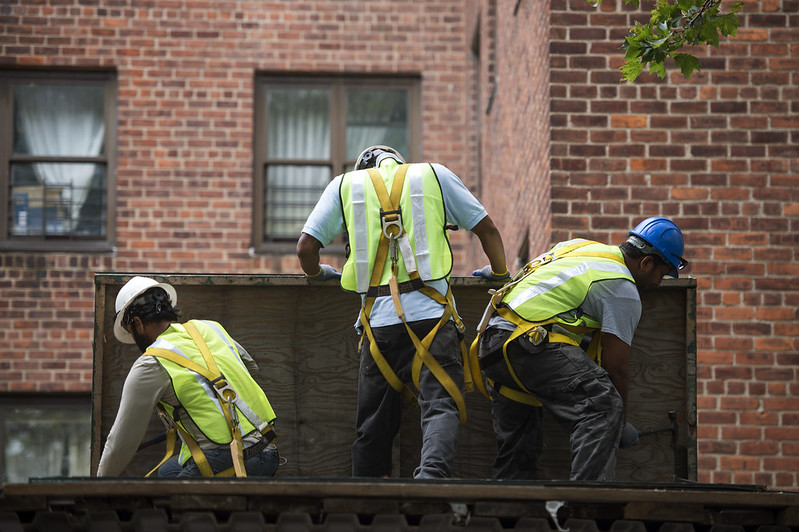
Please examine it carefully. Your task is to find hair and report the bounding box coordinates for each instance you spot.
[620,240,669,269]
[122,287,181,327]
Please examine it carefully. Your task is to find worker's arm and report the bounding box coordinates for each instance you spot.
[600,332,630,421]
[296,232,323,276]
[470,215,508,277]
[96,358,169,476]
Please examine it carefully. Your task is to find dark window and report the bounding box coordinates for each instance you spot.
[253,76,420,250]
[0,71,116,251]
[0,395,91,482]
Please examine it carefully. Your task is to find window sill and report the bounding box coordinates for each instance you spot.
[0,240,115,253]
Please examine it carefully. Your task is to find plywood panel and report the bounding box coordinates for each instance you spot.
[92,274,695,481]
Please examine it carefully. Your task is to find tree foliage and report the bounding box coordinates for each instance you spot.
[593,0,744,82]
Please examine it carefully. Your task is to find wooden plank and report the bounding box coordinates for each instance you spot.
[5,479,798,510]
[92,274,695,481]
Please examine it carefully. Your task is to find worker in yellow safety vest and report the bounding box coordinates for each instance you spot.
[297,145,508,479]
[475,217,688,481]
[96,276,279,478]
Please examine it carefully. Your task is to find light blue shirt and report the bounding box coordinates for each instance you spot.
[302,162,487,327]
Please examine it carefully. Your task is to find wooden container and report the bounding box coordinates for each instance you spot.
[92,274,696,481]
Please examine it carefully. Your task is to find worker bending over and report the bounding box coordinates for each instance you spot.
[476,217,688,480]
[97,276,279,478]
[297,145,508,479]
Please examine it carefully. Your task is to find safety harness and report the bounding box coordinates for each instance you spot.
[143,321,277,478]
[357,165,473,424]
[470,239,627,406]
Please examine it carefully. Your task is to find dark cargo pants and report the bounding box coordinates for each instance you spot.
[352,319,464,479]
[479,327,624,481]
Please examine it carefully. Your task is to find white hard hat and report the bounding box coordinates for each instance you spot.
[354,145,405,171]
[113,276,177,344]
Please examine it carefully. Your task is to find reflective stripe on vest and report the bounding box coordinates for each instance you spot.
[500,241,633,330]
[146,320,276,462]
[340,160,452,293]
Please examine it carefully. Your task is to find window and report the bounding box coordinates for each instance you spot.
[0,395,91,482]
[253,76,420,249]
[0,70,116,251]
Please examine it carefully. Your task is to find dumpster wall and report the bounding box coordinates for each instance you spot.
[92,274,697,481]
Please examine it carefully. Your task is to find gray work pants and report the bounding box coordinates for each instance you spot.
[480,327,623,481]
[352,319,464,479]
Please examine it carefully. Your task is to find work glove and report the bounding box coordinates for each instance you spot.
[307,264,341,281]
[619,422,640,449]
[472,265,510,282]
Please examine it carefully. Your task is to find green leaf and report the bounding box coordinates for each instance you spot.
[718,13,740,36]
[673,53,701,77]
[699,19,721,47]
[621,58,644,82]
[649,61,668,78]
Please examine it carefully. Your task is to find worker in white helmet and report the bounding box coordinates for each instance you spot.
[297,145,508,479]
[97,276,279,478]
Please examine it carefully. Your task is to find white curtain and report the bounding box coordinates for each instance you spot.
[345,88,408,161]
[267,88,331,236]
[15,84,105,231]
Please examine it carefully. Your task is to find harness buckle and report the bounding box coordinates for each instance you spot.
[526,326,548,346]
[380,208,403,240]
[211,378,239,408]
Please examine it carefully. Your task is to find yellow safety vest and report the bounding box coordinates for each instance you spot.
[339,159,453,294]
[498,240,633,333]
[472,240,634,406]
[144,320,277,476]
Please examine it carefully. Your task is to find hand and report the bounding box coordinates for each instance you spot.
[472,265,510,282]
[307,264,341,281]
[619,422,640,448]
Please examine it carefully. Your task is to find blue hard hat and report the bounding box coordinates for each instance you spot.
[628,217,688,278]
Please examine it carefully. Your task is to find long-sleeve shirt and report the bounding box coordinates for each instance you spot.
[96,340,259,477]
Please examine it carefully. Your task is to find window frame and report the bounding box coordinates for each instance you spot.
[252,75,421,253]
[0,69,117,252]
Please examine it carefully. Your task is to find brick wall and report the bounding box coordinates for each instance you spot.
[0,0,479,392]
[471,0,553,269]
[548,0,799,490]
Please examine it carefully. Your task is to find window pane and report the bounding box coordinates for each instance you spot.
[267,88,330,160]
[3,407,91,482]
[346,89,409,161]
[265,165,330,239]
[9,163,106,237]
[13,83,105,157]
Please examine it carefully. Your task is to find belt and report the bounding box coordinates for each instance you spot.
[242,425,277,461]
[242,437,269,461]
[366,278,425,297]
[478,327,579,371]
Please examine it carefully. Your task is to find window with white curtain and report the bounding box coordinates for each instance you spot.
[253,76,420,249]
[0,71,116,251]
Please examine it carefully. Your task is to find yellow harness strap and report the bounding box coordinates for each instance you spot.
[359,167,469,425]
[144,419,178,478]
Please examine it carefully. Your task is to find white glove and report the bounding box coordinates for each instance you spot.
[619,422,640,448]
[307,264,341,281]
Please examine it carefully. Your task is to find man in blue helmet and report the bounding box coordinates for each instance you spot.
[475,217,688,481]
